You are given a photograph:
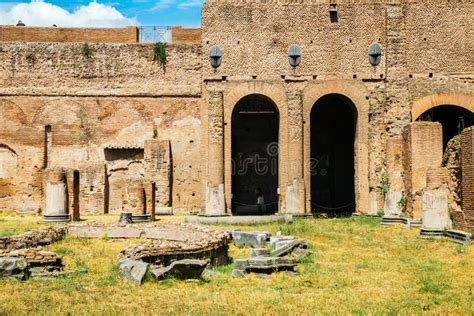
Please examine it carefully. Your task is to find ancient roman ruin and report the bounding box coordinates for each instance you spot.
[0,0,473,237]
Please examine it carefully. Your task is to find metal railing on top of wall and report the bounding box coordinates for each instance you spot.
[138,26,172,43]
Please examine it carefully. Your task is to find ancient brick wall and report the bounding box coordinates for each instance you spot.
[0,26,138,43]
[461,127,474,233]
[0,42,201,96]
[172,27,202,44]
[402,122,443,219]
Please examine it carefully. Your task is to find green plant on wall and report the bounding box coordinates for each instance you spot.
[77,105,95,146]
[379,171,390,195]
[81,43,92,58]
[397,193,407,213]
[153,42,167,67]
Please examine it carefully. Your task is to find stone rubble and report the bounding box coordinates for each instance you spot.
[0,226,67,251]
[231,231,271,248]
[117,258,149,284]
[150,259,208,280]
[231,231,311,278]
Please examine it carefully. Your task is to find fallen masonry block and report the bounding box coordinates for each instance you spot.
[151,259,208,280]
[0,247,64,278]
[231,231,271,248]
[0,257,29,280]
[118,258,149,284]
[271,239,308,258]
[270,236,297,251]
[232,256,297,278]
[251,248,270,257]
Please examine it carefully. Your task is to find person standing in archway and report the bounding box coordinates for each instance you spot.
[256,188,264,215]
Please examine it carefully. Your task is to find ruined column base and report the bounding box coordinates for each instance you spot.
[131,214,151,223]
[204,184,226,216]
[285,179,305,215]
[42,214,71,224]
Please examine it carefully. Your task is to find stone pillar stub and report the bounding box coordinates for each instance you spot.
[422,189,452,230]
[402,122,443,219]
[144,139,171,213]
[205,90,226,216]
[43,168,70,222]
[285,88,305,214]
[384,191,403,216]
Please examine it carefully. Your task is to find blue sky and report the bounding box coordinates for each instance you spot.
[0,0,203,27]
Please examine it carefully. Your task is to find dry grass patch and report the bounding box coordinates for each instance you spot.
[0,214,473,314]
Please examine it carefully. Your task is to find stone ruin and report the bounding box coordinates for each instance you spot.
[230,231,310,279]
[0,222,233,283]
[0,226,67,279]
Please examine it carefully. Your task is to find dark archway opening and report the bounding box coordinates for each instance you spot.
[416,105,474,150]
[310,94,356,217]
[231,94,279,215]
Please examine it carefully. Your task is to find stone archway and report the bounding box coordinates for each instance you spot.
[231,94,279,215]
[412,93,474,150]
[411,93,474,122]
[303,81,370,214]
[310,94,357,217]
[223,82,288,214]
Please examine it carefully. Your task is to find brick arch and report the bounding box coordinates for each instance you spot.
[411,93,474,121]
[303,80,370,214]
[223,81,288,213]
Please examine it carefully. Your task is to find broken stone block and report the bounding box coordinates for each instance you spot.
[251,248,270,257]
[231,231,271,248]
[231,269,247,278]
[271,238,308,258]
[202,269,220,279]
[422,189,452,230]
[151,259,208,280]
[231,257,297,278]
[0,257,29,280]
[270,236,297,251]
[118,258,149,284]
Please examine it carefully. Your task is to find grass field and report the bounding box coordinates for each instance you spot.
[0,212,473,315]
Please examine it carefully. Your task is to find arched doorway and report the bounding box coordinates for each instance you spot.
[416,105,474,150]
[231,94,279,215]
[310,94,356,217]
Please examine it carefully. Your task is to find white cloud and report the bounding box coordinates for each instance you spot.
[178,0,203,9]
[0,1,136,27]
[151,0,175,11]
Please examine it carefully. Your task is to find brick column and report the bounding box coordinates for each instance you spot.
[205,91,226,215]
[402,122,443,219]
[461,127,474,233]
[285,89,306,214]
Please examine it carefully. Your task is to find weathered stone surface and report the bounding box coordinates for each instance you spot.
[231,231,271,248]
[151,259,208,280]
[251,248,270,257]
[270,236,297,251]
[202,269,220,279]
[384,191,403,216]
[117,258,149,284]
[0,257,29,280]
[0,247,64,278]
[0,226,67,251]
[232,257,297,278]
[119,224,230,266]
[422,189,452,230]
[271,239,308,258]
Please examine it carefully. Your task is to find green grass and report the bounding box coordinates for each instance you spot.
[0,213,473,314]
